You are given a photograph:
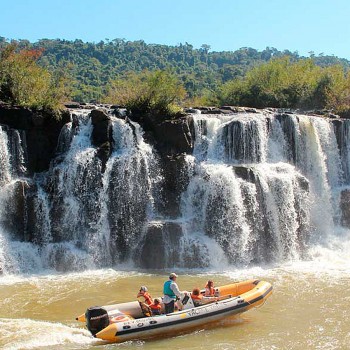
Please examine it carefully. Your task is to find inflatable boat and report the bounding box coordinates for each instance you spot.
[76,279,272,343]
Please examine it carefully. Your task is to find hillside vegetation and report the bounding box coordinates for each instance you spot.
[1,37,350,115]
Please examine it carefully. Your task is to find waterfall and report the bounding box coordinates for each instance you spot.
[0,126,11,186]
[0,124,35,274]
[0,110,162,273]
[0,109,350,273]
[180,112,346,266]
[36,112,161,270]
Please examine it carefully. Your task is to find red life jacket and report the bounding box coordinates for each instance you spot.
[205,286,215,296]
[138,291,153,305]
[150,303,161,315]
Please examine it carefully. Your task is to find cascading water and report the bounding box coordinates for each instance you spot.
[0,110,162,273]
[0,124,33,273]
[180,112,350,267]
[1,108,350,350]
[1,109,350,273]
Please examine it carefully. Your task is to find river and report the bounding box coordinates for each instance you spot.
[1,249,349,349]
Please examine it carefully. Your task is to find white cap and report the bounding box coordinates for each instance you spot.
[169,272,178,279]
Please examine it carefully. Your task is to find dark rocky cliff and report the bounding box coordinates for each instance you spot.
[0,104,71,174]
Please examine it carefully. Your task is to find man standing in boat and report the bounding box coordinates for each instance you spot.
[163,272,182,314]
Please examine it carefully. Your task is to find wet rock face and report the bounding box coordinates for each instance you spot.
[0,105,71,174]
[135,221,213,268]
[221,118,263,163]
[128,111,194,157]
[90,109,113,171]
[158,154,190,218]
[0,180,29,240]
[152,118,193,156]
[340,189,350,228]
[90,109,112,145]
[127,113,194,219]
[136,222,183,268]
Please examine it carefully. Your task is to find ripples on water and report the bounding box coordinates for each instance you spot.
[0,251,349,350]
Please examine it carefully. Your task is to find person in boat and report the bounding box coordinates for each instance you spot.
[137,286,153,306]
[191,287,218,306]
[149,298,162,316]
[163,272,182,314]
[204,280,215,296]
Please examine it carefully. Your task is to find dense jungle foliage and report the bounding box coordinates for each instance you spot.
[1,37,350,115]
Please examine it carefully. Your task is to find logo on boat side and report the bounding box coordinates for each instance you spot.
[90,314,107,320]
[186,303,221,317]
[187,309,201,317]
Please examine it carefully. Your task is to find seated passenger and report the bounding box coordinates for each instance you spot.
[191,288,217,306]
[137,286,153,306]
[204,280,215,296]
[149,298,162,316]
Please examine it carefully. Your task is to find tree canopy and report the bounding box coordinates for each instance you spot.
[1,37,350,114]
[2,37,348,104]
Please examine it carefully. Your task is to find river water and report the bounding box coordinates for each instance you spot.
[1,251,349,350]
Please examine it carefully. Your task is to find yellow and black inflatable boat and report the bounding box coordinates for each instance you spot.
[76,279,272,343]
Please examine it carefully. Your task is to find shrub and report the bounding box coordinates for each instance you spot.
[104,70,186,117]
[218,56,350,113]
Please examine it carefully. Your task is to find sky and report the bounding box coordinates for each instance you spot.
[1,0,350,59]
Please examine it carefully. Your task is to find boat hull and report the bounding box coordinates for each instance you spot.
[92,280,272,343]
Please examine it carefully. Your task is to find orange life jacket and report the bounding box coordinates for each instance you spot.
[137,291,153,305]
[150,303,161,315]
[191,294,203,300]
[205,286,215,296]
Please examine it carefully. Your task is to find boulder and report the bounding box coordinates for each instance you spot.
[152,118,193,156]
[136,222,183,268]
[90,109,113,171]
[340,189,350,228]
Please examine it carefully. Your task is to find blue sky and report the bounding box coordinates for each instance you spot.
[1,0,349,59]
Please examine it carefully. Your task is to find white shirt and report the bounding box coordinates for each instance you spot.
[163,281,182,304]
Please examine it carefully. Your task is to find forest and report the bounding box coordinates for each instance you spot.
[1,37,350,116]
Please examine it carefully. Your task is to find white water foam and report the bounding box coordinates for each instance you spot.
[0,318,97,350]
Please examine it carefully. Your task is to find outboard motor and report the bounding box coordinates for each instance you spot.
[85,306,109,336]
